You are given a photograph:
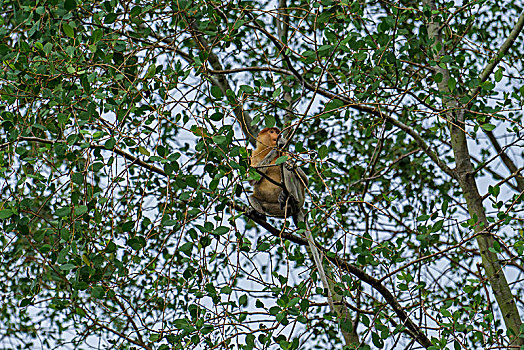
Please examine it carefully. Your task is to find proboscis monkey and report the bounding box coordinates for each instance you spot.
[248,127,308,223]
[247,127,335,321]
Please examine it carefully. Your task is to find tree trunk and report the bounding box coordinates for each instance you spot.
[423,0,523,343]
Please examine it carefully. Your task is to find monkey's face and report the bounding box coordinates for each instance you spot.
[259,127,280,147]
[267,128,279,145]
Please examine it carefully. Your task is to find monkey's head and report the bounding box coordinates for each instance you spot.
[257,127,280,148]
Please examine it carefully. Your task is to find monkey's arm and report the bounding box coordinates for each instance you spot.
[281,160,307,201]
[289,161,309,186]
[296,165,308,186]
[277,135,308,187]
[258,148,279,168]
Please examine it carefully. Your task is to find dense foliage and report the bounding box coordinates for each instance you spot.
[1,0,524,349]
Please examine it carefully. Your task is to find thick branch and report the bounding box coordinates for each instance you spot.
[237,203,432,349]
[209,66,293,75]
[472,12,524,98]
[8,136,432,349]
[423,0,523,342]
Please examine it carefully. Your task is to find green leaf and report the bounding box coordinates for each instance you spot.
[480,123,495,131]
[138,146,150,156]
[130,6,142,17]
[431,219,444,232]
[75,307,86,316]
[440,308,452,317]
[60,263,76,270]
[220,286,232,294]
[19,299,32,307]
[318,145,328,159]
[442,200,448,215]
[71,172,84,185]
[269,306,280,315]
[211,86,223,99]
[488,185,500,197]
[0,209,14,219]
[75,205,88,216]
[239,85,254,94]
[179,242,193,256]
[239,294,248,306]
[245,334,255,350]
[105,241,117,253]
[257,242,271,251]
[104,13,118,24]
[447,76,456,91]
[209,112,224,121]
[162,219,177,226]
[372,332,384,348]
[34,42,45,51]
[43,43,53,55]
[63,23,74,38]
[122,221,134,232]
[145,64,156,78]
[272,87,282,99]
[104,137,116,149]
[213,226,229,235]
[494,68,503,82]
[339,317,353,333]
[233,19,245,30]
[212,135,227,145]
[91,29,103,43]
[482,81,495,91]
[225,89,236,103]
[91,286,105,299]
[468,78,480,88]
[64,0,77,11]
[127,236,146,250]
[173,319,190,330]
[56,206,71,217]
[417,214,430,221]
[275,156,288,165]
[325,99,344,111]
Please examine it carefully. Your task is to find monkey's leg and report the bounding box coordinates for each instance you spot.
[278,190,298,212]
[247,195,267,221]
[249,194,288,218]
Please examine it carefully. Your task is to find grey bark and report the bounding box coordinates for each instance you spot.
[423,0,523,343]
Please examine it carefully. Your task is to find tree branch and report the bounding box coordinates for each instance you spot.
[244,17,456,180]
[469,12,524,192]
[236,202,432,349]
[1,137,166,176]
[423,0,524,342]
[187,20,258,147]
[7,135,432,349]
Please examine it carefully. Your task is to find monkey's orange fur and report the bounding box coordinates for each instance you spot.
[250,127,282,211]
